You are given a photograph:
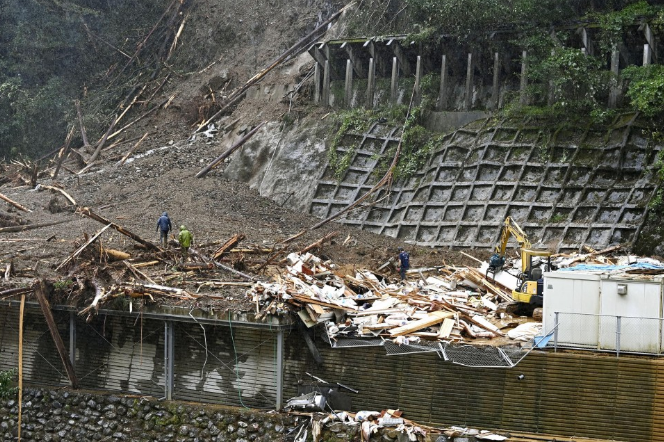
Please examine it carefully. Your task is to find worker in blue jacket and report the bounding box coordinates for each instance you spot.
[398,247,410,281]
[156,212,172,248]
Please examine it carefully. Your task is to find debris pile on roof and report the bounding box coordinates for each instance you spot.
[247,252,536,345]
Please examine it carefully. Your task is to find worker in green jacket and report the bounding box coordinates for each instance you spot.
[178,225,193,261]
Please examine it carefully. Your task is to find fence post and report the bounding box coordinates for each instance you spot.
[616,316,621,357]
[164,321,175,400]
[69,311,76,368]
[276,329,284,410]
[616,316,621,358]
[554,312,559,352]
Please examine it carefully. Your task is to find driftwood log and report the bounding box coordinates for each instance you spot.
[77,207,160,251]
[34,280,79,388]
[196,122,265,178]
[0,193,31,213]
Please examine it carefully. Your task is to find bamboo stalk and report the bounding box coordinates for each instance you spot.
[18,294,25,442]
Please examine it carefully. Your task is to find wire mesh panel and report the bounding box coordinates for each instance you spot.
[173,321,278,408]
[321,322,383,348]
[440,343,530,368]
[383,340,440,356]
[0,306,69,387]
[556,312,664,355]
[555,312,599,349]
[75,314,164,397]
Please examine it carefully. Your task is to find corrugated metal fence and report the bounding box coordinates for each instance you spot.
[1,304,664,441]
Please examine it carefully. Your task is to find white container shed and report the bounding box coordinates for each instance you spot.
[543,271,664,353]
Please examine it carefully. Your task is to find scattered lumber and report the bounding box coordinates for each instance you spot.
[389,311,455,337]
[0,192,31,213]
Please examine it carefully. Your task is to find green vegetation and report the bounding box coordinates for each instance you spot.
[0,0,171,159]
[0,369,17,399]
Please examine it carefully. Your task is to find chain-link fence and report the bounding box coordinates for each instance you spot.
[321,321,548,367]
[552,312,664,355]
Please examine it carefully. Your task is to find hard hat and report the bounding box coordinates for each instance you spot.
[180,225,186,230]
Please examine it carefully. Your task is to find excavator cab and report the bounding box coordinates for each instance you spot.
[511,249,551,307]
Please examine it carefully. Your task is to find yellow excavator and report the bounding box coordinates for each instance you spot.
[487,216,552,307]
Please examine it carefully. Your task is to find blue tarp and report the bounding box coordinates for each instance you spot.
[559,262,664,272]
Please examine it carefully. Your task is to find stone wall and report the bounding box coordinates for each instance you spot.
[0,389,466,442]
[0,388,297,442]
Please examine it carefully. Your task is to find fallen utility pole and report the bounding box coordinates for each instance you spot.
[77,207,160,251]
[196,122,266,178]
[34,280,79,389]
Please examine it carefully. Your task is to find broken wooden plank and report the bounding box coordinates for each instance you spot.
[55,224,111,271]
[213,233,246,260]
[438,318,456,339]
[0,192,31,213]
[34,280,78,389]
[389,311,455,337]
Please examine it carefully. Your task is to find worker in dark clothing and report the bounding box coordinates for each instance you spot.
[397,247,410,281]
[156,212,172,248]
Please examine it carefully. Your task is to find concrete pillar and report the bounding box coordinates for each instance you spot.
[609,48,620,108]
[519,50,528,105]
[69,312,76,368]
[323,60,331,107]
[344,59,353,107]
[464,52,473,111]
[276,329,284,410]
[644,43,652,66]
[491,52,500,109]
[366,57,375,108]
[414,56,422,105]
[436,54,447,111]
[164,321,174,400]
[390,56,398,104]
[314,62,321,103]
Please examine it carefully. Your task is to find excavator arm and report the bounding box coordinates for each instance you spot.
[488,216,532,275]
[495,216,531,256]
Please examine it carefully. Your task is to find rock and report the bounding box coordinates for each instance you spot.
[328,422,346,433]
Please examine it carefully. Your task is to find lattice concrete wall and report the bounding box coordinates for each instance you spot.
[309,117,662,252]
